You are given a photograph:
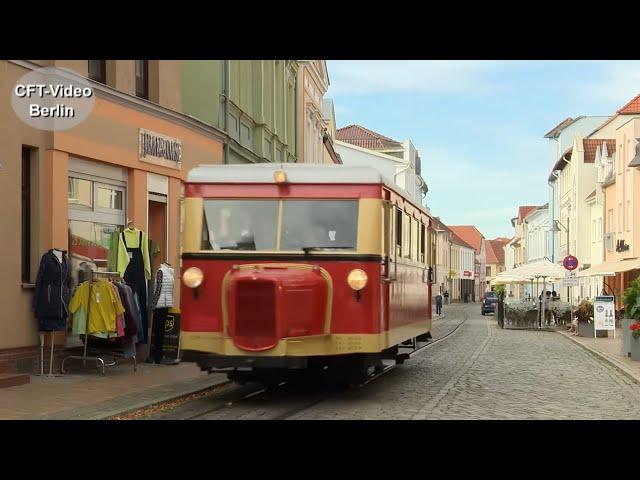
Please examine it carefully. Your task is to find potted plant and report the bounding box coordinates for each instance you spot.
[622,278,640,359]
[575,299,599,337]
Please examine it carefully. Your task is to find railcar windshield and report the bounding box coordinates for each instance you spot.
[202,200,278,251]
[201,199,358,252]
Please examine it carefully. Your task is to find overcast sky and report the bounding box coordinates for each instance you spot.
[326,60,640,239]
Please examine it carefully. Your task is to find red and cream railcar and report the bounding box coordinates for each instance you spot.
[179,163,436,383]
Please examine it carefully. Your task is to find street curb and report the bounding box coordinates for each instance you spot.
[556,331,640,386]
[99,377,233,420]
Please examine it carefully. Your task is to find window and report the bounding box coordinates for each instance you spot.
[201,199,359,252]
[135,60,149,99]
[627,200,632,232]
[87,60,106,84]
[608,209,614,233]
[486,266,491,277]
[21,147,32,283]
[280,200,358,251]
[402,214,411,259]
[67,172,126,288]
[420,223,426,263]
[618,203,623,233]
[202,200,278,251]
[395,208,402,256]
[68,177,93,209]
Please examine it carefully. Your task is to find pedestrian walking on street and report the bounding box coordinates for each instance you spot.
[444,290,449,305]
[435,293,443,316]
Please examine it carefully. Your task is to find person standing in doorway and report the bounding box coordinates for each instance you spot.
[435,292,443,316]
[444,290,449,305]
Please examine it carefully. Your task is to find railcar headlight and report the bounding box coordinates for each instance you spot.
[347,269,368,291]
[183,267,204,288]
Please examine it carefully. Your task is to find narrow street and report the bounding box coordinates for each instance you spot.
[141,303,640,420]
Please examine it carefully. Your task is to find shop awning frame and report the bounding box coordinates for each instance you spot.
[577,258,640,277]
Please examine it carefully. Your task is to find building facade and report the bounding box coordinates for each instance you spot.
[485,237,510,290]
[0,60,226,376]
[448,225,486,301]
[182,60,299,164]
[296,61,336,164]
[335,125,428,206]
[545,116,609,266]
[596,94,640,307]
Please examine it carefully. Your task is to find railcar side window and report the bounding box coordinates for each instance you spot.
[420,223,426,263]
[395,208,402,256]
[280,200,358,251]
[202,200,278,251]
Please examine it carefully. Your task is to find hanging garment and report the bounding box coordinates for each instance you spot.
[32,249,70,331]
[87,280,125,335]
[106,227,123,272]
[114,281,139,337]
[121,230,149,343]
[152,263,175,309]
[69,281,90,335]
[117,228,151,281]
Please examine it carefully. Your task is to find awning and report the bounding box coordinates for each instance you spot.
[577,258,640,277]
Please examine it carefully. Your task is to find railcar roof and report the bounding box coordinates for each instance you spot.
[188,163,393,185]
[187,163,430,217]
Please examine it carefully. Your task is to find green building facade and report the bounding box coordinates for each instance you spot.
[183,60,299,164]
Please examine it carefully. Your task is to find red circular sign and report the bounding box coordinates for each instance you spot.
[563,255,579,271]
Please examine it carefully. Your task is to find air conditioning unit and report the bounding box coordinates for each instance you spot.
[605,233,615,252]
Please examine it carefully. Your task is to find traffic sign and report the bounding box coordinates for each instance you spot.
[563,270,579,287]
[563,255,579,271]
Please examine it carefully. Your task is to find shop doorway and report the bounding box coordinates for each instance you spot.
[148,194,167,274]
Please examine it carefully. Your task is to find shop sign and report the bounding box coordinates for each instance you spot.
[139,129,182,170]
[463,271,472,277]
[594,296,615,335]
[150,308,182,362]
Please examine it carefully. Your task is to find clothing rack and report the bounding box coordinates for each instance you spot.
[61,270,137,376]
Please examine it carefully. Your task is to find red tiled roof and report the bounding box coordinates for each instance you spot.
[448,225,485,254]
[583,139,615,163]
[336,124,403,150]
[486,238,509,265]
[617,93,640,114]
[518,206,537,223]
[431,217,474,250]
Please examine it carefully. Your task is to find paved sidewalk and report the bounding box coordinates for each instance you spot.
[0,361,228,420]
[557,327,640,384]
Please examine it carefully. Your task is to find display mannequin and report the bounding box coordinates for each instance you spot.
[117,221,151,343]
[33,248,70,375]
[150,262,175,364]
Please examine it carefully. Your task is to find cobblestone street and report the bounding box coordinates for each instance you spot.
[139,303,640,420]
[291,303,640,420]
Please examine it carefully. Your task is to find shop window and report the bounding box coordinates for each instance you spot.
[21,147,32,283]
[97,186,123,210]
[68,177,93,210]
[67,174,126,288]
[135,60,149,100]
[88,60,106,84]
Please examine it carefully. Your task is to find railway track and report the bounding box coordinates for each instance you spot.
[129,309,469,420]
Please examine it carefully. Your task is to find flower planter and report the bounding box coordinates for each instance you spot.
[622,318,633,358]
[577,321,609,338]
[630,335,640,361]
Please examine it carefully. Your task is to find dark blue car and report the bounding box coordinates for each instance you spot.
[481,292,498,315]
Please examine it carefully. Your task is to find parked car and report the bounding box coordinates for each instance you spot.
[481,291,498,315]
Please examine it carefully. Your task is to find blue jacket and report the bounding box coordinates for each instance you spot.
[32,250,71,319]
